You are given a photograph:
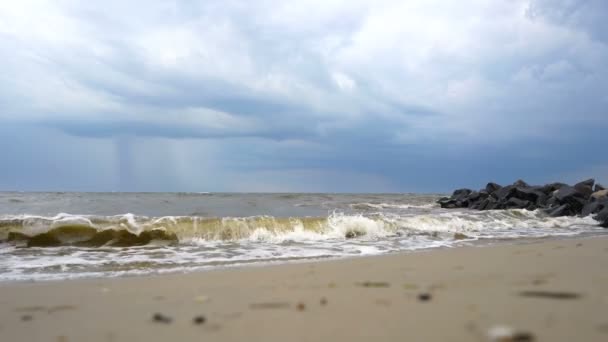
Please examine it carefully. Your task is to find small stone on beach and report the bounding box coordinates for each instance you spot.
[488,325,535,342]
[249,302,290,310]
[511,332,535,341]
[152,313,172,324]
[320,297,328,306]
[418,293,432,302]
[296,302,306,311]
[357,281,390,288]
[21,314,33,321]
[519,290,580,300]
[193,315,206,325]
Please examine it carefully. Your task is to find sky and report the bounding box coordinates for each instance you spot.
[1,0,607,192]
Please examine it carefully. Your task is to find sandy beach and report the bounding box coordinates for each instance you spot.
[1,237,607,341]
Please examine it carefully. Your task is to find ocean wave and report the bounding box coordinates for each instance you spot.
[0,210,599,248]
[349,202,438,210]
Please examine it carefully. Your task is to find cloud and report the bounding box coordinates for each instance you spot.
[0,0,607,191]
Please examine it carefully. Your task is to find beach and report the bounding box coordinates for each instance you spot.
[1,236,607,341]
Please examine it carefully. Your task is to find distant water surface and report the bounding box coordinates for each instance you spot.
[0,192,605,282]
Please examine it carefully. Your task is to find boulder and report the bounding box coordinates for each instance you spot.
[594,183,605,192]
[591,189,608,201]
[574,178,594,198]
[548,204,572,217]
[452,188,472,197]
[473,198,490,210]
[593,207,608,228]
[581,202,604,217]
[466,191,489,208]
[539,182,567,195]
[535,192,549,206]
[485,182,502,194]
[483,197,499,210]
[492,185,516,201]
[555,186,580,201]
[513,186,545,203]
[545,196,559,208]
[513,179,529,188]
[439,199,458,209]
[554,186,587,213]
[452,189,472,202]
[467,191,481,202]
[505,197,530,209]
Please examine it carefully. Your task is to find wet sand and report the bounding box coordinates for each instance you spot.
[1,237,607,341]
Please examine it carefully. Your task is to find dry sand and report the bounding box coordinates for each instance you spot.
[1,237,608,341]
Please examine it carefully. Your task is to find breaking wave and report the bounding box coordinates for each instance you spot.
[0,210,599,248]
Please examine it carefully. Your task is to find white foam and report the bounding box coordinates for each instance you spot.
[350,202,438,210]
[1,209,605,282]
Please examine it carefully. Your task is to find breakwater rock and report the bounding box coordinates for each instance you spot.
[438,179,608,227]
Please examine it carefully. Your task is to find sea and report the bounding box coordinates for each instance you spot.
[1,192,605,282]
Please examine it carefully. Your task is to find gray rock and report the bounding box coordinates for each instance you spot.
[473,198,490,210]
[539,182,567,195]
[555,186,580,201]
[574,178,594,198]
[591,189,608,201]
[549,204,571,217]
[545,196,559,208]
[493,185,516,201]
[594,183,605,192]
[513,179,529,187]
[514,186,545,202]
[505,197,530,209]
[452,188,472,198]
[593,207,608,228]
[484,197,499,210]
[554,186,587,213]
[485,182,502,194]
[581,202,604,217]
[439,199,458,209]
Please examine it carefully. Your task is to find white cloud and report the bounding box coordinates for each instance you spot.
[0,0,607,191]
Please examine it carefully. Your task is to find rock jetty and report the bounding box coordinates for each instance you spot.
[438,179,608,228]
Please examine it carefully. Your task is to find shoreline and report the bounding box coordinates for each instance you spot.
[1,236,607,341]
[2,231,606,285]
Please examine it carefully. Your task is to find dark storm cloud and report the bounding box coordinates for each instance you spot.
[0,0,607,191]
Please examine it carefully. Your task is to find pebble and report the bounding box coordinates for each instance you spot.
[193,315,206,325]
[296,302,306,311]
[519,290,580,300]
[488,325,535,342]
[152,313,172,324]
[21,314,33,321]
[358,281,390,288]
[418,293,432,302]
[320,297,328,306]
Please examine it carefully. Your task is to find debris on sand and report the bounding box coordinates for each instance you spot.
[193,315,206,325]
[320,297,328,306]
[418,293,432,302]
[518,290,581,300]
[357,281,390,288]
[249,302,290,310]
[152,313,172,324]
[487,325,535,341]
[296,302,306,311]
